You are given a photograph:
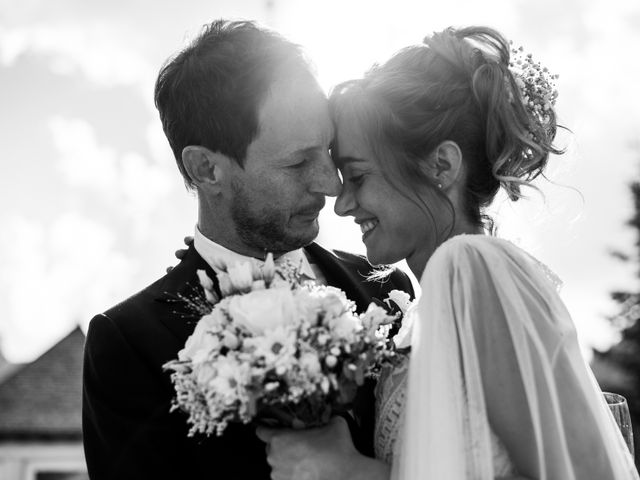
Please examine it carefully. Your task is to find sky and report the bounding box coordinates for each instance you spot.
[0,0,639,362]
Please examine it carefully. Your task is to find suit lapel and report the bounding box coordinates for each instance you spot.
[152,245,220,345]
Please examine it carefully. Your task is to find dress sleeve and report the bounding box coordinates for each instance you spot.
[394,236,638,480]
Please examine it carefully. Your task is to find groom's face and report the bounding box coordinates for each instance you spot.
[227,72,340,255]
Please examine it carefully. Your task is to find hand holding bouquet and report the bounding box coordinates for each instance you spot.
[163,254,398,436]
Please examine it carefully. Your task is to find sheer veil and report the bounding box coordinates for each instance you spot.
[394,235,639,480]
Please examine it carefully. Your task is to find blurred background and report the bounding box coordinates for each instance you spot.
[0,0,639,477]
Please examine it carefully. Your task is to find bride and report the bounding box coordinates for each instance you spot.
[257,26,640,479]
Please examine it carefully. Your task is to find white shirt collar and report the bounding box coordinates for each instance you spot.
[193,226,316,279]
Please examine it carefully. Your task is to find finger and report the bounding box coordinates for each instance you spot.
[256,426,276,443]
[329,415,348,429]
[265,450,276,468]
[329,415,344,425]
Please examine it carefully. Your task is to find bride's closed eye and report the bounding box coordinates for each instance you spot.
[345,173,365,186]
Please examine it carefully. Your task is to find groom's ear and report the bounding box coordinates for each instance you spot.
[422,140,464,190]
[182,146,231,193]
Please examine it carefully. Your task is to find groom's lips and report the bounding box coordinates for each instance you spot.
[296,211,320,220]
[295,202,325,221]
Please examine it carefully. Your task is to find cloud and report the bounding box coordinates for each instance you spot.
[0,212,135,361]
[50,116,120,190]
[50,115,175,222]
[0,23,153,87]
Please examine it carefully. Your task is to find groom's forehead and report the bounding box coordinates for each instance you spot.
[249,97,332,162]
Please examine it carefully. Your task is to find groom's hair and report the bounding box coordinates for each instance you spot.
[154,20,311,189]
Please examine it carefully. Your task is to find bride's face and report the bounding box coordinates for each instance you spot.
[333,119,435,270]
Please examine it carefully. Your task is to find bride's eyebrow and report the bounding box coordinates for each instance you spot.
[334,156,368,169]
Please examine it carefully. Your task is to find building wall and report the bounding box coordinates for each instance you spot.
[0,442,87,480]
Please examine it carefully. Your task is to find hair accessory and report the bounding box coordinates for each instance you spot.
[508,43,558,128]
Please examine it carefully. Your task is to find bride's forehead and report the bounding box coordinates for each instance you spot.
[335,123,378,159]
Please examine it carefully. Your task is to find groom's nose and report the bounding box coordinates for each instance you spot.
[309,152,341,197]
[334,185,355,217]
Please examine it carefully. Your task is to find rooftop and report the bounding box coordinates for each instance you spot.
[0,327,85,441]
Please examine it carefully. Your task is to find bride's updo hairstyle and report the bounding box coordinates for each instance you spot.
[330,26,563,229]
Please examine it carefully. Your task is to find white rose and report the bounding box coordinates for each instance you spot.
[178,315,220,363]
[293,289,322,324]
[361,303,394,334]
[318,288,348,319]
[393,306,417,350]
[328,313,360,341]
[385,289,412,314]
[227,287,298,335]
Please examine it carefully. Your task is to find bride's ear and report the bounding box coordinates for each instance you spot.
[182,146,231,194]
[422,141,463,190]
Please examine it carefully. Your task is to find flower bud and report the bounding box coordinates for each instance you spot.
[204,289,218,304]
[325,355,337,368]
[265,381,279,392]
[218,274,233,297]
[262,253,276,283]
[197,269,214,291]
[222,331,239,350]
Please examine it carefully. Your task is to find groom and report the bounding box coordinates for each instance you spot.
[82,20,413,480]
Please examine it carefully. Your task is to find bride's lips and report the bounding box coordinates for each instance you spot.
[356,218,379,242]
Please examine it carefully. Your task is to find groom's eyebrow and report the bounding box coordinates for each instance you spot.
[274,145,325,165]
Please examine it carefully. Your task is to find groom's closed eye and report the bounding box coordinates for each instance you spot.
[288,158,308,169]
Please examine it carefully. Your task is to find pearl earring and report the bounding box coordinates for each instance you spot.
[437,183,443,189]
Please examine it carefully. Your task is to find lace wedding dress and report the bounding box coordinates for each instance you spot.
[374,235,639,480]
[375,356,516,477]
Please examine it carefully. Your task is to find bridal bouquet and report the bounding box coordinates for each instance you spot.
[163,254,398,437]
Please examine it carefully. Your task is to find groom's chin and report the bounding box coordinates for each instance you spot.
[287,220,320,246]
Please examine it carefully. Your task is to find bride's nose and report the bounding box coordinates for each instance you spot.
[334,186,356,217]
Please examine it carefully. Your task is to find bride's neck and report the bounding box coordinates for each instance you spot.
[408,220,483,280]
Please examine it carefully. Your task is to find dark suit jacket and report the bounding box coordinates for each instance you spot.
[82,242,414,480]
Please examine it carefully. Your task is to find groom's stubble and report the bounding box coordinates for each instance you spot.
[230,177,319,255]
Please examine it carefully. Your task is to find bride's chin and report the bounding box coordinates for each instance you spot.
[365,247,399,267]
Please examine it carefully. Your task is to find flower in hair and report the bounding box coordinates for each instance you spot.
[508,43,558,128]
